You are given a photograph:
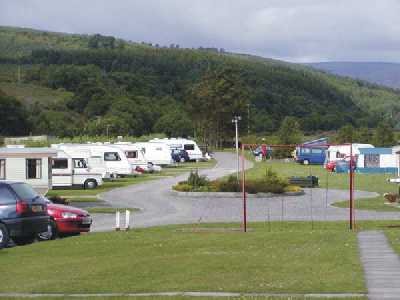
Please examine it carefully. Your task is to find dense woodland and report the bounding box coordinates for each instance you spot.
[1,26,400,146]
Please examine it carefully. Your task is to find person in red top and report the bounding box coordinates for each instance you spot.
[261,144,267,160]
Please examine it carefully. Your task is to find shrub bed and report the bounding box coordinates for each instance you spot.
[173,168,298,194]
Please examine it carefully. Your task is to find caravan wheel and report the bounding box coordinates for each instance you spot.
[84,179,98,189]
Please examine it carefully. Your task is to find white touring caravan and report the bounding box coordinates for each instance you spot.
[52,144,132,177]
[112,143,149,169]
[150,138,203,161]
[52,150,103,189]
[134,142,173,166]
[326,144,375,163]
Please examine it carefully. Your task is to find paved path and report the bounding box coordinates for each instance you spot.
[358,231,400,299]
[91,152,400,232]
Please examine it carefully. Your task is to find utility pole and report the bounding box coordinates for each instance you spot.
[232,116,241,181]
[247,103,250,135]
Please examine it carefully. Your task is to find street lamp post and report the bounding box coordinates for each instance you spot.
[232,116,241,181]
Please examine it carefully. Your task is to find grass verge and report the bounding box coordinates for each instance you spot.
[86,207,140,214]
[2,221,397,294]
[333,196,400,212]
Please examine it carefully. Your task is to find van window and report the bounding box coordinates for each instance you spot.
[104,152,121,161]
[73,159,87,169]
[0,186,15,204]
[126,151,138,159]
[301,148,311,154]
[0,159,5,180]
[184,144,195,151]
[26,159,42,179]
[52,158,68,169]
[311,148,323,154]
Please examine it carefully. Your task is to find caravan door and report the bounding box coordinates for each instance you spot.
[52,158,73,187]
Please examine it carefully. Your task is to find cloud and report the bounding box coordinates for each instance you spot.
[0,0,399,62]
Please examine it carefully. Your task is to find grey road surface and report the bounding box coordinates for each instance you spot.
[91,152,400,232]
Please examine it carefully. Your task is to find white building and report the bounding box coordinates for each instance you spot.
[0,147,57,195]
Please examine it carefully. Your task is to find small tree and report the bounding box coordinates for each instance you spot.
[276,117,303,157]
[336,124,356,143]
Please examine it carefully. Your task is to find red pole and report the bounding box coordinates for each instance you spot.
[349,143,354,230]
[241,144,247,232]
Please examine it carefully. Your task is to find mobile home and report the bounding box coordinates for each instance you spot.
[52,144,132,177]
[52,150,103,189]
[112,143,149,169]
[356,148,398,174]
[0,147,57,195]
[149,138,203,161]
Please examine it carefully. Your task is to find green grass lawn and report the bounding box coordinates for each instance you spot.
[245,158,397,195]
[86,207,140,214]
[46,160,217,198]
[0,297,368,300]
[333,196,400,212]
[2,221,396,294]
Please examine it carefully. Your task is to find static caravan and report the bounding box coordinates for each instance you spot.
[52,144,132,177]
[134,142,173,166]
[0,147,57,195]
[356,148,398,174]
[326,144,374,163]
[150,138,203,161]
[52,150,103,189]
[295,138,328,165]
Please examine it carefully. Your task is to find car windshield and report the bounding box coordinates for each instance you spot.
[11,183,39,201]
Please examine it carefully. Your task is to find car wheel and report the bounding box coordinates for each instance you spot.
[0,223,9,250]
[303,159,310,165]
[13,235,36,246]
[37,220,58,241]
[84,179,98,189]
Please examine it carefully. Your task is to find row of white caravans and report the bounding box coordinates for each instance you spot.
[50,138,203,189]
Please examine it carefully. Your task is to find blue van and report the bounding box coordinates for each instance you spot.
[295,138,328,165]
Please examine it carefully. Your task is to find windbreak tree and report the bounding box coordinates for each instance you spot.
[372,121,396,147]
[187,67,250,147]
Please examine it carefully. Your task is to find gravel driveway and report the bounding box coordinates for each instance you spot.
[91,152,400,232]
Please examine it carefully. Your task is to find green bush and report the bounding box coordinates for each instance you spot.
[214,175,241,192]
[173,183,193,192]
[187,170,209,187]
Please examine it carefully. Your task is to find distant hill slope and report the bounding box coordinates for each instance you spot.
[1,26,400,138]
[308,62,400,89]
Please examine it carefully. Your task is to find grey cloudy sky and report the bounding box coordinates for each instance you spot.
[1,0,399,62]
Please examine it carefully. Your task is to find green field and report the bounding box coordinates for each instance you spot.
[2,221,394,295]
[0,297,368,300]
[333,196,400,212]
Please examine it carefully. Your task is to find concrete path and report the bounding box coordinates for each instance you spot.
[91,152,400,232]
[358,231,400,299]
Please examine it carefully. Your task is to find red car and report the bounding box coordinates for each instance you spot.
[37,199,92,240]
[325,161,336,172]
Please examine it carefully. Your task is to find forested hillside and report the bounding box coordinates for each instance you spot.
[1,26,399,144]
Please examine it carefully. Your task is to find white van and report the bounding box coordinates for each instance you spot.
[52,144,132,177]
[134,142,173,166]
[150,138,203,161]
[52,150,103,189]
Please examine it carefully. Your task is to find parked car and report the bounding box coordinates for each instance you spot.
[171,149,190,163]
[37,198,92,241]
[0,181,49,249]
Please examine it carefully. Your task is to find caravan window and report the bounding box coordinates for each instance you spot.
[73,159,87,169]
[26,159,42,179]
[126,151,138,159]
[184,144,195,151]
[0,159,5,180]
[104,152,121,161]
[52,159,68,169]
[365,154,380,168]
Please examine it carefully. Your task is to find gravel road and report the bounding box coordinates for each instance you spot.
[91,152,400,232]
